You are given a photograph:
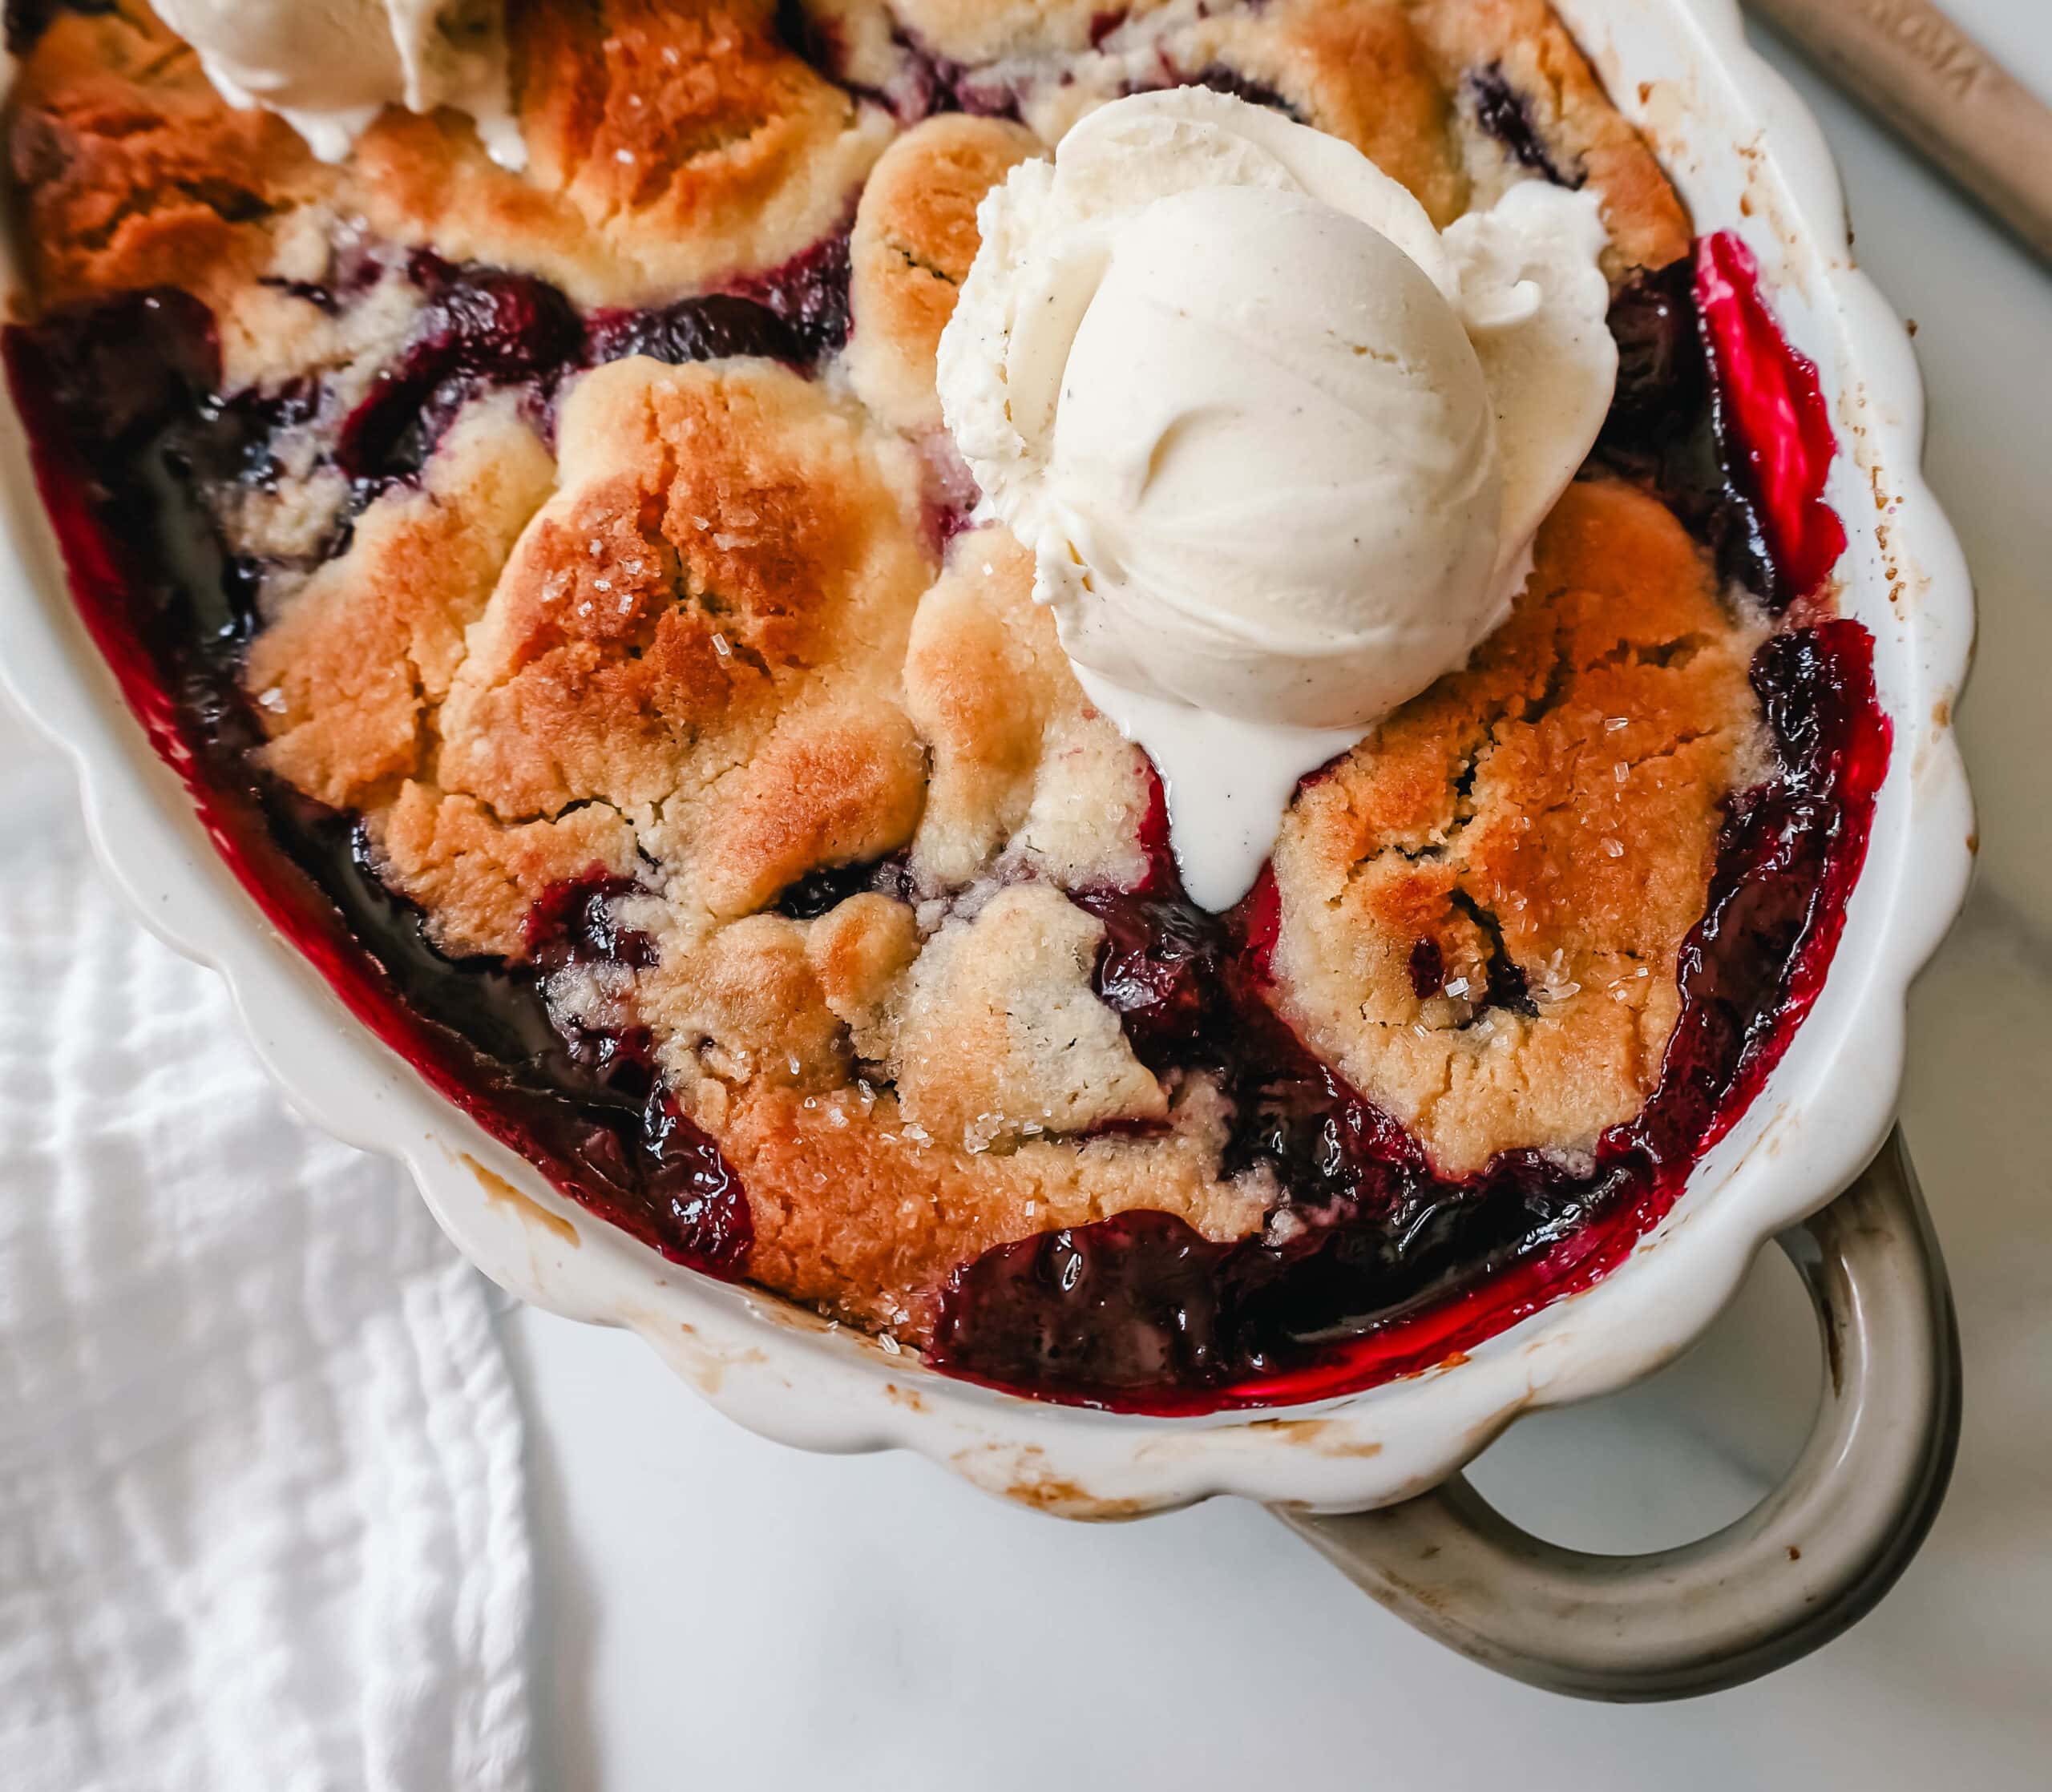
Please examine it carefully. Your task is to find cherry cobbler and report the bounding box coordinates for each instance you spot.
[2,0,1887,1409]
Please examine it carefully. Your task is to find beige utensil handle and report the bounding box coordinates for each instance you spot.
[1750,0,2052,264]
[1274,1128,1961,1701]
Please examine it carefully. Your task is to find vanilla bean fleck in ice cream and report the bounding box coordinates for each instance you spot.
[937,87,1619,909]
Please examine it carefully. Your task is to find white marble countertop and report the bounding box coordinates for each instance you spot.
[503,5,2052,1786]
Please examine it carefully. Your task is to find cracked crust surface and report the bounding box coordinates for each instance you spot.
[10,1,1744,1342]
[354,0,895,305]
[845,115,1038,433]
[906,526,1153,892]
[1271,480,1763,1175]
[9,0,894,311]
[806,0,1688,278]
[10,0,1683,315]
[6,1,329,311]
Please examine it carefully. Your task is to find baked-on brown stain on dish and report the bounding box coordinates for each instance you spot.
[1247,1418,1387,1459]
[664,1320,771,1398]
[463,1152,580,1246]
[1000,1479,1154,1521]
[951,1442,1152,1519]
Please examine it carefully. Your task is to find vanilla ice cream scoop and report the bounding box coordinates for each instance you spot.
[937,87,1618,909]
[155,0,523,167]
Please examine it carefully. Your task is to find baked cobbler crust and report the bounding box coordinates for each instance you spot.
[6,0,1765,1347]
[7,2,325,310]
[845,115,1038,434]
[1272,480,1763,1176]
[806,0,1687,276]
[362,0,894,305]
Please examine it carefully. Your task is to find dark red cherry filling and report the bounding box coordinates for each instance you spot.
[1597,236,1845,615]
[770,854,915,921]
[1407,937,1448,1000]
[584,293,810,374]
[1169,65,1303,119]
[524,871,659,972]
[928,234,1882,1409]
[6,228,1882,1409]
[933,617,1884,1411]
[1597,258,1777,604]
[2,308,749,1276]
[724,230,857,361]
[2,0,107,52]
[1464,64,1581,188]
[325,233,855,503]
[337,254,581,483]
[1694,232,1848,603]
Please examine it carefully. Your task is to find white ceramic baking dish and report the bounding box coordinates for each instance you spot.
[0,0,1975,1697]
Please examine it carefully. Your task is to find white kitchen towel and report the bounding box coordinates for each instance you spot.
[0,713,531,1792]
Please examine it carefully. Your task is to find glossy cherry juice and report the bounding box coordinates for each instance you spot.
[4,228,1887,1411]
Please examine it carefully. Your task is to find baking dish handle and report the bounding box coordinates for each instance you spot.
[1272,1127,1961,1701]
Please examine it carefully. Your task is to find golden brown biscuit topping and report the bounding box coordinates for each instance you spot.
[6,0,1784,1356]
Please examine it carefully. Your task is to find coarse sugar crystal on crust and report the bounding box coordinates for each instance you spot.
[6,0,1762,1346]
[355,0,895,307]
[1270,479,1766,1178]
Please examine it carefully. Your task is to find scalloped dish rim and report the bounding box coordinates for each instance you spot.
[0,0,1976,1517]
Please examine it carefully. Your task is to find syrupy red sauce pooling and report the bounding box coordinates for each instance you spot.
[1694,232,1848,603]
[927,230,1889,1410]
[6,227,1887,1410]
[933,620,1884,1409]
[0,240,862,1277]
